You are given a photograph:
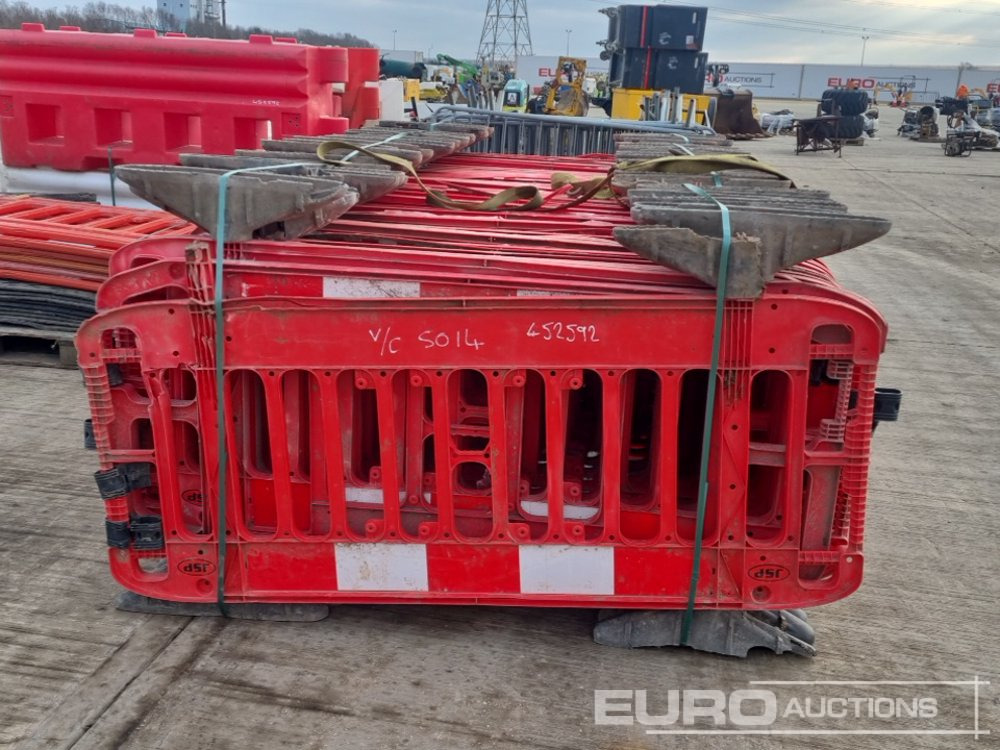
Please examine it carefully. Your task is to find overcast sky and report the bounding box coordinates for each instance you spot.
[28,0,1000,66]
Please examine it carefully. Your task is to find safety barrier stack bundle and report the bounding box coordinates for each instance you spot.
[0,25,383,171]
[0,196,196,336]
[75,130,898,632]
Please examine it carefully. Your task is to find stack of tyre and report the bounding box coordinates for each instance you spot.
[820,89,871,140]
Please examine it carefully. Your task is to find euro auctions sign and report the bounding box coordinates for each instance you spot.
[595,689,938,727]
[594,678,990,738]
[828,76,879,89]
[823,75,934,96]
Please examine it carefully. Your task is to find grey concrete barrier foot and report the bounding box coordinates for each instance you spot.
[616,209,891,298]
[114,165,359,241]
[593,608,817,657]
[115,591,330,622]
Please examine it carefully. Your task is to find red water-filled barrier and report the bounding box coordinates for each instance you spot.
[77,179,891,609]
[0,25,354,170]
[344,47,382,129]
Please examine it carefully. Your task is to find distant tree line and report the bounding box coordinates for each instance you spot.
[0,1,373,46]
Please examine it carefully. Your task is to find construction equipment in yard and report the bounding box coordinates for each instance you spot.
[705,87,764,137]
[942,111,999,155]
[435,54,481,85]
[873,76,915,108]
[898,105,940,141]
[379,56,427,80]
[943,130,978,156]
[611,87,657,119]
[433,53,490,108]
[596,2,763,140]
[538,57,590,117]
[794,116,845,156]
[501,79,531,113]
[637,89,715,128]
[74,123,899,657]
[600,5,708,91]
[614,87,762,138]
[599,3,709,129]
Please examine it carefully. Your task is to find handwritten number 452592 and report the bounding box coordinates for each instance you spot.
[526,322,600,343]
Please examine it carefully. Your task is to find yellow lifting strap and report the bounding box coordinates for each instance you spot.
[315,140,795,212]
[317,139,547,211]
[618,152,795,184]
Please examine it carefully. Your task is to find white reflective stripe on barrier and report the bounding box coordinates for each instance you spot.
[518,545,615,595]
[336,543,430,591]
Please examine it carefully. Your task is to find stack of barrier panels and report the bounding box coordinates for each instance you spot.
[0,122,490,335]
[76,143,894,611]
[0,196,195,333]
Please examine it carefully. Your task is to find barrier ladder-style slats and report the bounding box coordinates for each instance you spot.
[134,364,850,557]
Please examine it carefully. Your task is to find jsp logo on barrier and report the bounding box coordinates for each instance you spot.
[595,678,990,738]
[177,558,216,576]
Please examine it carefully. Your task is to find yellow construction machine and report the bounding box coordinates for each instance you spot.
[527,57,590,117]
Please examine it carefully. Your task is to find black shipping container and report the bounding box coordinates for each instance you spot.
[609,6,644,48]
[603,4,707,51]
[647,5,707,50]
[653,50,707,93]
[604,7,623,50]
[609,48,656,89]
[609,49,708,94]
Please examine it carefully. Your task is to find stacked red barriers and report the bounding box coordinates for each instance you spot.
[77,167,889,611]
[0,196,196,291]
[0,25,368,170]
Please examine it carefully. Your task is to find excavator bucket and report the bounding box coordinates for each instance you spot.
[706,88,765,137]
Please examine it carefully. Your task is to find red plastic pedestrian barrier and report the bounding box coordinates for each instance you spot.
[78,234,886,609]
[98,235,843,311]
[343,47,381,128]
[0,196,196,291]
[70,146,898,614]
[0,25,350,170]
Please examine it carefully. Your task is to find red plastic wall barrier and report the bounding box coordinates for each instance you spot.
[0,25,351,170]
[344,47,381,128]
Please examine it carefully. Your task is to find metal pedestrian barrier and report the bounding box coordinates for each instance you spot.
[429,106,715,156]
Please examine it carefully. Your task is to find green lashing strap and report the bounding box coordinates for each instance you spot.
[213,162,311,616]
[679,183,733,645]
